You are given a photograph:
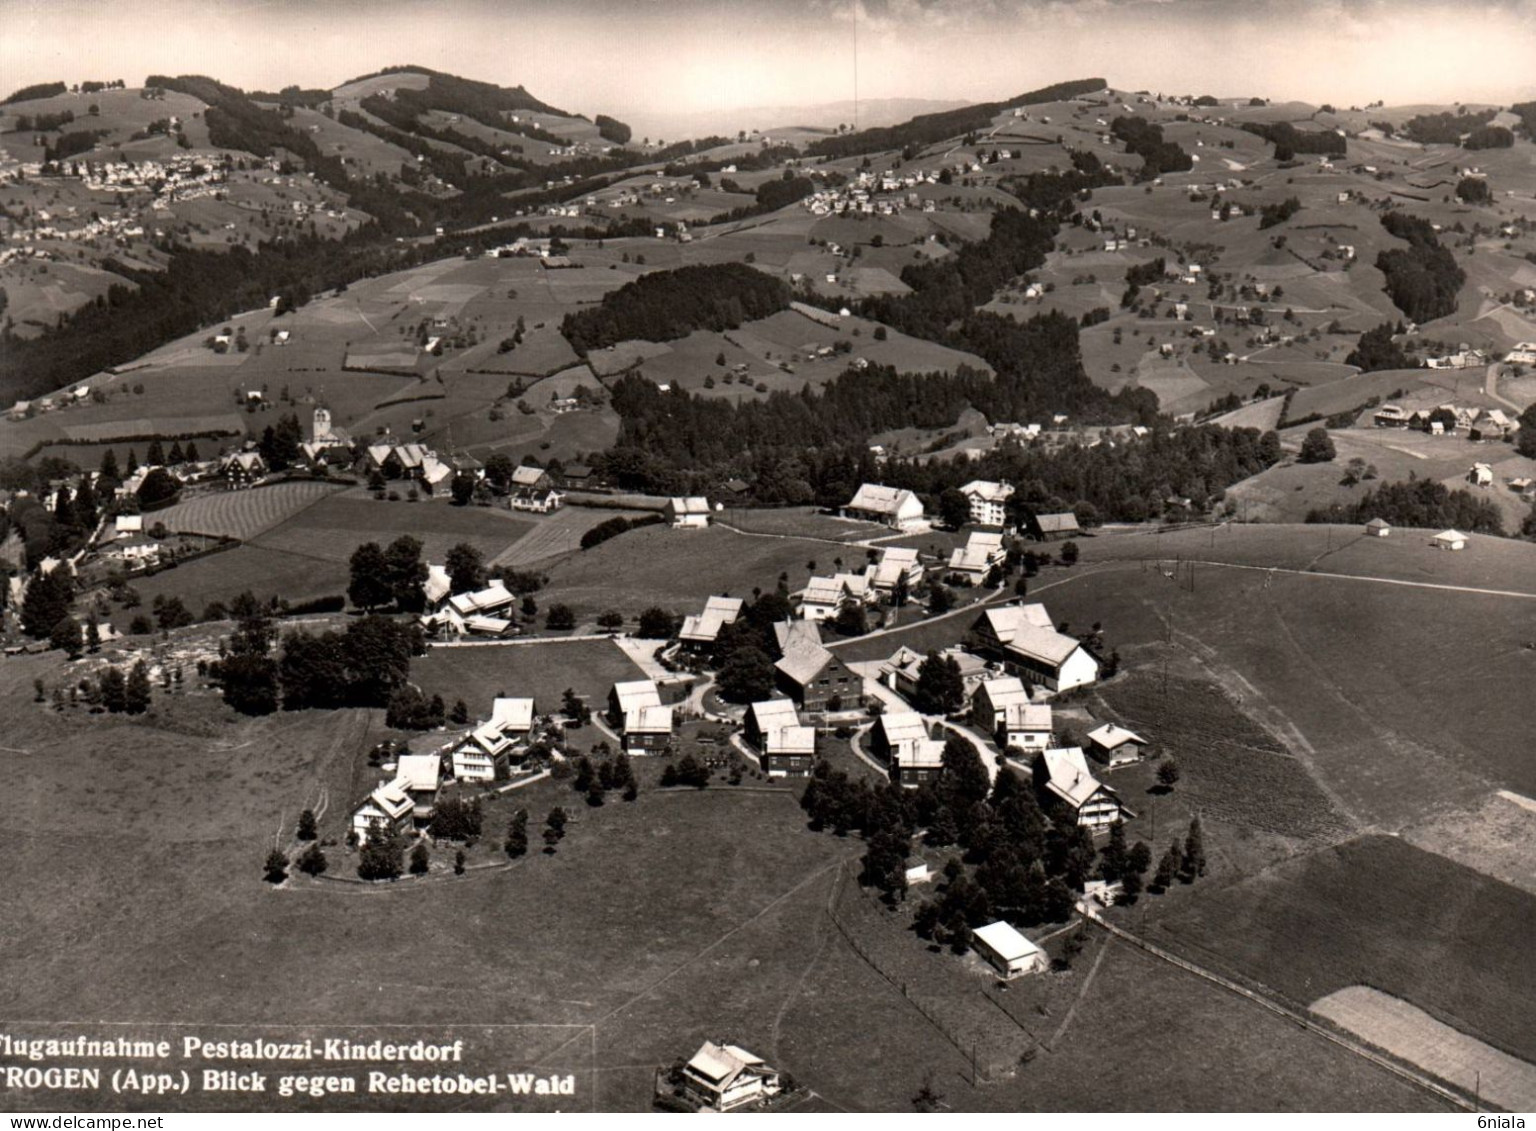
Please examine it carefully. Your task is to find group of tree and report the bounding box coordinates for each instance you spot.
[277,614,426,711]
[1375,212,1466,325]
[579,512,665,551]
[659,754,712,789]
[1344,322,1416,372]
[208,591,280,714]
[1305,477,1504,535]
[1239,121,1347,160]
[347,536,430,612]
[1297,427,1337,464]
[571,749,638,805]
[1455,177,1493,205]
[426,796,483,841]
[1257,197,1302,230]
[560,263,791,355]
[1110,116,1194,181]
[1400,108,1498,146]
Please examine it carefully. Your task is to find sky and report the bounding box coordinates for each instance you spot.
[3,0,1534,137]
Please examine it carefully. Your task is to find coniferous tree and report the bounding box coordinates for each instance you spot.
[296,842,327,876]
[263,848,289,884]
[124,660,151,714]
[296,808,318,841]
[504,810,529,858]
[409,842,430,875]
[1181,816,1207,881]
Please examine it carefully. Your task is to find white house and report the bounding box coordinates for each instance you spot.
[799,572,873,621]
[1364,517,1391,537]
[1041,747,1130,829]
[999,702,1054,753]
[867,545,923,593]
[680,1042,783,1112]
[667,497,712,528]
[678,595,744,649]
[1469,463,1493,487]
[114,513,144,538]
[947,531,1006,580]
[453,721,512,782]
[489,696,535,742]
[1086,723,1148,767]
[395,753,442,822]
[971,676,1032,732]
[844,483,925,530]
[971,920,1047,977]
[960,480,1014,527]
[1433,529,1468,551]
[1505,342,1536,365]
[351,780,414,840]
[966,605,1099,693]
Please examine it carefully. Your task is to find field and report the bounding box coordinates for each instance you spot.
[1148,836,1536,1065]
[249,491,534,566]
[409,638,647,713]
[153,481,345,540]
[131,543,354,611]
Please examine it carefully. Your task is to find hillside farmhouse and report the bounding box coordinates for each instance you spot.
[966,605,1100,692]
[1086,723,1147,767]
[844,483,924,530]
[1022,511,1079,541]
[773,621,863,712]
[680,1042,783,1112]
[351,780,414,841]
[1039,747,1131,830]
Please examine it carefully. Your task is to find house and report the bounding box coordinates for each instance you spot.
[799,572,873,621]
[1021,511,1080,541]
[452,721,512,783]
[966,605,1100,692]
[880,646,990,704]
[999,702,1054,753]
[843,483,925,530]
[960,479,1015,526]
[971,920,1047,977]
[489,696,535,742]
[351,780,414,841]
[395,753,442,822]
[510,485,564,513]
[1086,723,1148,767]
[1469,463,1494,487]
[113,536,161,565]
[905,857,933,885]
[365,442,432,480]
[423,564,452,609]
[509,464,551,492]
[680,1042,783,1112]
[419,455,454,496]
[1040,746,1131,829]
[678,595,744,649]
[869,711,945,785]
[1364,517,1391,537]
[448,581,515,621]
[114,514,143,538]
[743,700,817,777]
[561,463,594,488]
[1433,529,1468,551]
[609,680,674,752]
[608,679,662,726]
[971,676,1032,732]
[773,622,863,712]
[666,496,712,528]
[1505,342,1536,365]
[947,531,1006,580]
[867,545,923,594]
[220,451,266,485]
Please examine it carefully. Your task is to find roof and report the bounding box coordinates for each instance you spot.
[1087,722,1146,749]
[669,496,711,515]
[960,479,1015,504]
[463,721,511,755]
[877,711,929,746]
[1434,529,1469,542]
[899,736,947,768]
[765,724,817,755]
[424,564,452,606]
[395,753,442,792]
[1042,747,1107,808]
[748,699,800,732]
[448,581,514,616]
[685,1042,768,1088]
[846,482,921,517]
[679,596,744,643]
[115,514,143,534]
[625,704,674,734]
[363,781,414,821]
[612,680,661,713]
[975,676,1031,711]
[490,696,534,733]
[976,603,1054,644]
[775,636,835,687]
[774,618,822,655]
[972,920,1041,963]
[803,572,868,606]
[1001,702,1054,731]
[1365,517,1390,530]
[1005,623,1085,668]
[949,531,1006,573]
[510,464,547,486]
[1033,512,1080,534]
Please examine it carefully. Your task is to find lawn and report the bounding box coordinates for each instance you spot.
[131,543,351,612]
[1148,835,1536,1065]
[410,638,647,715]
[153,481,345,540]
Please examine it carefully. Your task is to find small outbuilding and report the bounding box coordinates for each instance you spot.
[971,920,1047,978]
[1364,517,1391,537]
[1432,529,1468,551]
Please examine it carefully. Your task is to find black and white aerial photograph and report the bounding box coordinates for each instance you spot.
[1,0,1533,1117]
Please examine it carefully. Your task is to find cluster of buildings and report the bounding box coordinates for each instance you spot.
[1372,401,1519,438]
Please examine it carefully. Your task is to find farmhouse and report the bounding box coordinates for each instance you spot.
[947,531,1006,580]
[220,451,266,485]
[1086,723,1148,767]
[114,514,143,538]
[489,696,535,742]
[395,753,442,823]
[679,1042,783,1113]
[452,721,512,782]
[971,675,1032,731]
[799,572,873,621]
[1039,747,1131,830]
[773,623,863,712]
[609,680,674,752]
[743,699,817,777]
[1433,529,1468,551]
[1505,342,1536,365]
[1021,511,1080,541]
[966,605,1100,692]
[510,485,564,513]
[509,464,552,492]
[666,496,712,529]
[867,545,923,593]
[351,781,414,841]
[449,581,515,620]
[960,479,1015,526]
[1364,517,1391,537]
[999,702,1054,753]
[843,483,925,530]
[678,595,744,650]
[869,711,946,786]
[880,646,990,703]
[971,920,1047,978]
[365,442,433,480]
[1468,463,1493,487]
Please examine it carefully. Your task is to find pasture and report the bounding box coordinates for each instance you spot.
[249,492,534,567]
[1148,835,1536,1065]
[131,543,351,611]
[410,638,646,714]
[152,481,344,540]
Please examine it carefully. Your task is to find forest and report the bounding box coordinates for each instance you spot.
[1374,212,1466,324]
[559,263,791,355]
[1305,479,1504,535]
[1239,121,1347,159]
[1343,322,1415,372]
[1110,116,1193,180]
[803,77,1106,160]
[1401,108,1497,144]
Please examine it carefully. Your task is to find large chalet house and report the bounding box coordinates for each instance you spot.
[1000,702,1054,753]
[947,531,1006,581]
[1038,747,1132,830]
[869,711,947,787]
[879,645,989,704]
[453,721,514,783]
[843,483,924,530]
[965,604,1100,693]
[220,450,267,486]
[351,780,414,841]
[509,464,564,513]
[867,545,923,594]
[677,595,744,652]
[364,441,455,495]
[680,1042,783,1112]
[799,571,874,621]
[772,620,863,712]
[960,479,1014,527]
[608,680,675,754]
[743,699,817,777]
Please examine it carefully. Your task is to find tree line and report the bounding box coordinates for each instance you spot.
[560,263,791,355]
[1375,212,1466,324]
[1305,477,1504,535]
[1110,116,1193,181]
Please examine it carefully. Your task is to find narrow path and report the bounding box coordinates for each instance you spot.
[1045,933,1112,1051]
[1169,558,1536,602]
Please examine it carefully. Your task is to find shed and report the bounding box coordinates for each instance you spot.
[971,920,1046,977]
[1364,517,1390,537]
[1432,529,1468,551]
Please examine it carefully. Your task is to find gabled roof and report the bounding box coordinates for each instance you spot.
[612,680,661,713]
[975,675,1031,711]
[846,482,921,516]
[869,545,921,587]
[669,496,711,515]
[1033,512,1079,534]
[490,696,535,733]
[680,595,744,642]
[774,636,835,687]
[362,781,413,821]
[1365,517,1390,530]
[972,920,1041,962]
[448,581,514,616]
[1434,529,1470,542]
[960,479,1014,504]
[1005,623,1085,668]
[1087,722,1145,749]
[803,572,868,606]
[748,699,800,732]
[510,464,548,486]
[774,618,822,656]
[424,564,452,606]
[949,531,1006,573]
[1002,702,1054,731]
[625,704,674,734]
[876,711,929,746]
[975,603,1053,643]
[765,724,816,756]
[115,514,143,534]
[685,1042,770,1088]
[463,721,512,756]
[395,753,442,792]
[1042,747,1110,808]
